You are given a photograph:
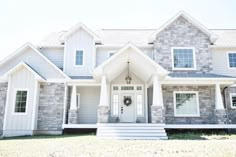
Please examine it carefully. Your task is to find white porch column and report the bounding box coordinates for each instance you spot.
[98,75,110,123]
[70,85,77,110]
[152,75,163,108]
[215,83,226,124]
[68,85,78,124]
[215,84,224,110]
[151,75,165,123]
[99,75,108,106]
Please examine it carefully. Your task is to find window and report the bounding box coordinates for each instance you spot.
[14,90,28,113]
[75,50,84,66]
[113,86,119,91]
[137,86,142,91]
[174,92,199,117]
[137,95,143,115]
[230,93,236,109]
[112,95,119,115]
[228,53,236,68]
[121,86,134,90]
[108,51,115,58]
[172,47,195,70]
[76,94,80,108]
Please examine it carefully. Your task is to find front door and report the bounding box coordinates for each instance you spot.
[120,93,135,122]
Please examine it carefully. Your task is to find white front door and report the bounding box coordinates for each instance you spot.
[120,93,135,122]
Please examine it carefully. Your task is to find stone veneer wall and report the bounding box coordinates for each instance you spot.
[37,83,65,133]
[154,16,212,73]
[224,87,236,124]
[163,86,216,124]
[0,82,8,136]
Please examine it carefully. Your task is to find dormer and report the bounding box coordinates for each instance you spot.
[61,23,101,77]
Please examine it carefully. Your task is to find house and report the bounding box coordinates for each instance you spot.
[1,11,236,139]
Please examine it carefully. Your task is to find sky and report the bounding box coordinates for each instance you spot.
[1,0,236,60]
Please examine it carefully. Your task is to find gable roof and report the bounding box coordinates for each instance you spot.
[1,62,45,81]
[60,23,101,43]
[0,43,70,79]
[93,43,169,81]
[148,11,218,43]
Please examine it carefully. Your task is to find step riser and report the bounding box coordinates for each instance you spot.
[98,137,168,140]
[97,124,168,140]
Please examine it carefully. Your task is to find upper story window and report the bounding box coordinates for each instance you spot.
[14,90,28,113]
[75,50,84,66]
[172,47,196,70]
[108,51,116,58]
[228,53,236,68]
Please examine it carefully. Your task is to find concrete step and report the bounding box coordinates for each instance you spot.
[98,129,166,133]
[97,133,167,137]
[97,136,168,140]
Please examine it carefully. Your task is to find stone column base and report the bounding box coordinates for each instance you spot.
[151,106,165,123]
[68,109,78,124]
[215,109,227,124]
[98,106,110,123]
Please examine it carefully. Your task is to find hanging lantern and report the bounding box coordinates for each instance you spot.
[125,61,132,84]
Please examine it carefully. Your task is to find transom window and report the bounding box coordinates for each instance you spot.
[228,53,236,68]
[230,93,236,109]
[14,90,28,113]
[174,92,199,117]
[75,50,84,66]
[172,47,195,69]
[121,86,134,90]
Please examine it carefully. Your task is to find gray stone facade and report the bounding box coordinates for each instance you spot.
[151,106,165,123]
[97,106,110,123]
[0,83,7,136]
[163,86,217,124]
[37,83,65,132]
[68,109,78,124]
[154,16,212,73]
[225,87,236,124]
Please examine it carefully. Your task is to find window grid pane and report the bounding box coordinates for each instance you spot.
[75,50,83,65]
[15,90,27,113]
[229,53,236,68]
[173,48,194,68]
[232,95,236,107]
[175,93,198,115]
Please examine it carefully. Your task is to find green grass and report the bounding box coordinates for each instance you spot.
[0,133,236,157]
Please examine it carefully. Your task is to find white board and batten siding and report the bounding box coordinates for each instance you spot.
[77,87,100,124]
[212,50,236,77]
[3,66,36,137]
[64,28,95,76]
[40,47,64,69]
[0,47,65,79]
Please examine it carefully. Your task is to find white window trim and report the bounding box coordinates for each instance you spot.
[12,88,29,115]
[230,93,236,109]
[173,91,200,117]
[227,52,236,69]
[107,51,116,58]
[171,47,196,70]
[74,49,85,67]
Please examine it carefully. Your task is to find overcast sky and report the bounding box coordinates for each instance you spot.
[1,0,236,60]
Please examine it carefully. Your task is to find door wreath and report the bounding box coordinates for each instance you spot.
[124,97,132,106]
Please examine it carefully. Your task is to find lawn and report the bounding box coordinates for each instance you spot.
[0,132,236,157]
